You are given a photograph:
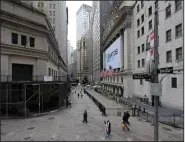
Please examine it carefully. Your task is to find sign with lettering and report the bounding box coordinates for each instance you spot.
[158,67,173,74]
[133,74,151,79]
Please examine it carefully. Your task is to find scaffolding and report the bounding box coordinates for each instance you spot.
[0,81,68,118]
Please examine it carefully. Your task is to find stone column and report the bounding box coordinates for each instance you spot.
[120,31,124,69]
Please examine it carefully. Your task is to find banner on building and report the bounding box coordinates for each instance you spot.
[145,31,155,75]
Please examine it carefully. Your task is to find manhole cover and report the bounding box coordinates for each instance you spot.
[162,127,172,131]
[27,127,35,130]
[48,117,55,120]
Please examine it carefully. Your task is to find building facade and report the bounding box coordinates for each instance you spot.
[87,9,94,82]
[1,0,67,81]
[22,0,68,67]
[101,1,183,110]
[76,4,92,82]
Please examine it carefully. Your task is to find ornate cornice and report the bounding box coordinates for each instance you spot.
[1,43,47,59]
[102,6,133,44]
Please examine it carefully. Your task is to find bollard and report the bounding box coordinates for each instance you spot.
[143,108,146,113]
[133,107,136,116]
[146,112,148,122]
[132,108,134,116]
[126,102,127,105]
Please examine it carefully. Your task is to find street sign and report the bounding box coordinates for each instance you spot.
[150,83,162,96]
[133,74,151,79]
[158,67,173,74]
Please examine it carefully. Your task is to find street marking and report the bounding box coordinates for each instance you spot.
[126,138,132,141]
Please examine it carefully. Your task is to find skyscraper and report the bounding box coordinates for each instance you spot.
[91,1,113,82]
[76,4,92,82]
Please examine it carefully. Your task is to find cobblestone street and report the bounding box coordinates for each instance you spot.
[1,86,183,141]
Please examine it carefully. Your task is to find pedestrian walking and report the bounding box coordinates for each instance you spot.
[81,94,83,98]
[107,120,111,137]
[122,112,129,131]
[78,93,79,98]
[82,110,88,123]
[126,111,130,125]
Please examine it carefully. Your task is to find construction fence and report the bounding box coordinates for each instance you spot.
[0,81,69,118]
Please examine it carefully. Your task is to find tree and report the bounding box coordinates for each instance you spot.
[82,76,88,85]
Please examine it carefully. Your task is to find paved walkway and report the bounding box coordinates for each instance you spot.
[1,86,183,141]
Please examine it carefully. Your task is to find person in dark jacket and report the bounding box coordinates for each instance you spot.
[78,93,79,98]
[82,110,88,123]
[126,111,130,125]
[122,112,129,131]
[107,120,111,137]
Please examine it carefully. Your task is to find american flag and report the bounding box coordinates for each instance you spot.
[107,69,114,76]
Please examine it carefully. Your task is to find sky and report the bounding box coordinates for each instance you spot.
[67,1,92,49]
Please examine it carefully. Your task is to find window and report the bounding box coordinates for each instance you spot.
[138,60,140,68]
[148,6,152,17]
[49,68,51,76]
[141,14,144,23]
[50,4,52,9]
[166,29,171,42]
[53,11,55,16]
[141,27,144,35]
[137,19,140,27]
[171,78,177,88]
[141,0,144,8]
[175,0,182,12]
[21,35,27,46]
[140,79,143,85]
[30,37,35,47]
[166,5,171,18]
[12,33,18,44]
[53,18,55,24]
[137,30,140,38]
[175,24,182,38]
[166,50,172,62]
[52,69,53,76]
[137,46,140,54]
[137,5,140,13]
[142,44,145,52]
[148,20,152,30]
[142,59,145,67]
[176,47,182,60]
[50,11,52,16]
[49,18,52,23]
[53,4,55,9]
